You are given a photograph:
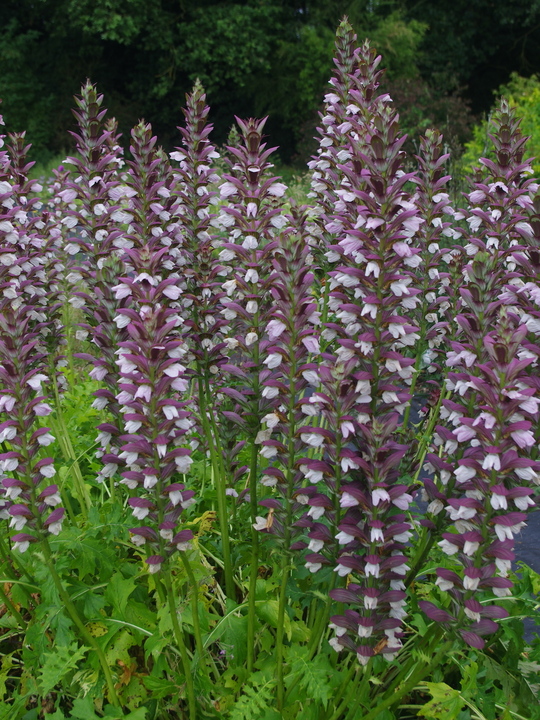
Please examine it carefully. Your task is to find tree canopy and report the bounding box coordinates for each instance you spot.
[1,0,540,163]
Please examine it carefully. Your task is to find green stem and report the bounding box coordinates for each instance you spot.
[328,666,363,720]
[162,569,197,720]
[51,375,91,517]
[343,663,372,720]
[246,438,260,673]
[40,539,120,707]
[326,660,358,719]
[178,551,210,677]
[0,583,27,629]
[58,481,77,525]
[360,640,452,720]
[62,298,76,385]
[405,524,436,589]
[276,562,290,711]
[411,387,449,483]
[379,625,444,702]
[201,379,235,599]
[307,572,337,655]
[0,534,31,583]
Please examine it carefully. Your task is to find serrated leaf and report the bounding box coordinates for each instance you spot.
[157,602,174,637]
[286,646,334,708]
[70,696,101,720]
[104,628,136,666]
[38,643,89,696]
[296,703,318,720]
[460,661,478,695]
[144,632,168,661]
[220,611,248,667]
[142,674,181,699]
[228,672,276,720]
[124,601,157,635]
[104,572,137,618]
[103,704,147,719]
[418,682,465,719]
[290,618,310,643]
[44,711,66,720]
[255,600,291,640]
[0,653,14,700]
[83,590,106,618]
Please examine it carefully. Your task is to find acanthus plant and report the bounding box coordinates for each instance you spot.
[253,207,322,708]
[4,131,67,389]
[1,19,540,720]
[168,84,240,599]
[111,120,202,717]
[301,42,422,666]
[5,134,95,517]
[0,121,64,557]
[112,120,196,570]
[62,81,131,488]
[402,129,457,426]
[0,115,122,704]
[212,116,287,634]
[307,18,359,259]
[422,101,539,648]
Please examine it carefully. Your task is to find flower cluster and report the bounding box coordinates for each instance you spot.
[215,117,287,495]
[0,118,64,551]
[253,208,321,549]
[62,82,131,483]
[296,42,423,664]
[423,307,539,648]
[113,121,196,572]
[421,105,539,646]
[307,18,359,256]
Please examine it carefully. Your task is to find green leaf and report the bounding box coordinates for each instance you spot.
[83,590,106,618]
[44,711,66,720]
[286,646,334,709]
[459,661,478,697]
[0,653,14,700]
[418,683,466,720]
[144,632,168,661]
[103,706,147,719]
[22,711,39,720]
[220,611,248,667]
[290,618,310,643]
[38,643,89,696]
[104,572,137,617]
[104,628,136,666]
[70,696,101,720]
[255,600,291,640]
[142,674,181,699]
[296,704,318,720]
[124,601,157,635]
[228,671,276,720]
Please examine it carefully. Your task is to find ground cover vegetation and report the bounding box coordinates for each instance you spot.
[0,17,540,720]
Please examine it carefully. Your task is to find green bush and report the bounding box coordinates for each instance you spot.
[462,73,540,175]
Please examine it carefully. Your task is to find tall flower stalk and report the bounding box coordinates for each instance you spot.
[63,82,129,492]
[170,82,236,599]
[255,207,321,707]
[422,101,539,646]
[301,41,421,666]
[215,116,286,664]
[0,117,119,704]
[113,121,199,718]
